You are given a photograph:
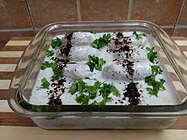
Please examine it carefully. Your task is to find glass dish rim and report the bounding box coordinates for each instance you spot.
[8,20,187,117]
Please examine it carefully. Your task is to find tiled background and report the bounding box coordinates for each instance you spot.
[0,0,187,49]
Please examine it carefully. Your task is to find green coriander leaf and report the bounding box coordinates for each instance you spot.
[158,79,165,90]
[51,62,63,80]
[132,31,146,40]
[146,47,157,63]
[146,47,151,51]
[146,87,158,96]
[68,79,118,105]
[96,58,106,70]
[76,94,89,105]
[91,33,111,49]
[111,85,120,97]
[88,87,97,99]
[99,83,112,98]
[93,81,101,89]
[90,31,96,34]
[87,55,106,72]
[151,65,163,75]
[145,75,155,86]
[32,58,38,62]
[85,77,90,79]
[100,97,112,105]
[67,61,77,64]
[91,100,99,105]
[46,50,54,57]
[51,37,62,49]
[41,78,50,89]
[68,82,77,95]
[41,61,53,70]
[145,75,165,96]
[77,79,86,92]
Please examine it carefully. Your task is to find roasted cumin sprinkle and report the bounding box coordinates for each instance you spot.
[123,81,141,105]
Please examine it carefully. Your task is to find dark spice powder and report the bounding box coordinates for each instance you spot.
[48,32,74,105]
[122,59,134,77]
[113,32,141,105]
[60,32,73,57]
[48,93,62,105]
[123,81,141,105]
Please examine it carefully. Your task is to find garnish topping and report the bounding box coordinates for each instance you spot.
[87,55,106,72]
[46,50,54,57]
[92,33,111,49]
[40,61,63,80]
[68,79,120,105]
[151,65,163,75]
[144,47,165,96]
[145,75,165,96]
[41,78,50,89]
[132,31,146,40]
[146,47,157,63]
[90,31,96,34]
[41,61,53,70]
[51,37,62,49]
[51,62,63,80]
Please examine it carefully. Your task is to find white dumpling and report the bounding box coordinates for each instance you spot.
[112,46,148,62]
[131,34,148,46]
[69,46,99,61]
[102,61,152,80]
[71,32,96,46]
[130,47,147,61]
[64,64,94,79]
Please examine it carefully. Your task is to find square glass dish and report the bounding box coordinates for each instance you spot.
[8,21,187,129]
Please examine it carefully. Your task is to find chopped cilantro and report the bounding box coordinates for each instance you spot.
[85,77,90,79]
[92,33,111,49]
[146,47,157,63]
[41,61,53,70]
[144,46,166,96]
[87,55,106,72]
[151,65,163,75]
[68,79,119,105]
[41,78,50,89]
[40,61,63,80]
[67,61,77,64]
[77,79,86,92]
[32,58,38,62]
[145,75,165,96]
[51,62,63,80]
[145,78,165,96]
[100,97,113,105]
[99,83,120,102]
[68,82,77,95]
[46,50,54,57]
[51,37,62,49]
[110,85,120,97]
[75,93,90,105]
[132,31,146,40]
[139,44,145,49]
[90,31,96,34]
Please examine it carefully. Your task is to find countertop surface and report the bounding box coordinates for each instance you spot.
[0,37,187,140]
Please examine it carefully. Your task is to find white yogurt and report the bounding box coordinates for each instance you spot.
[29,32,180,105]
